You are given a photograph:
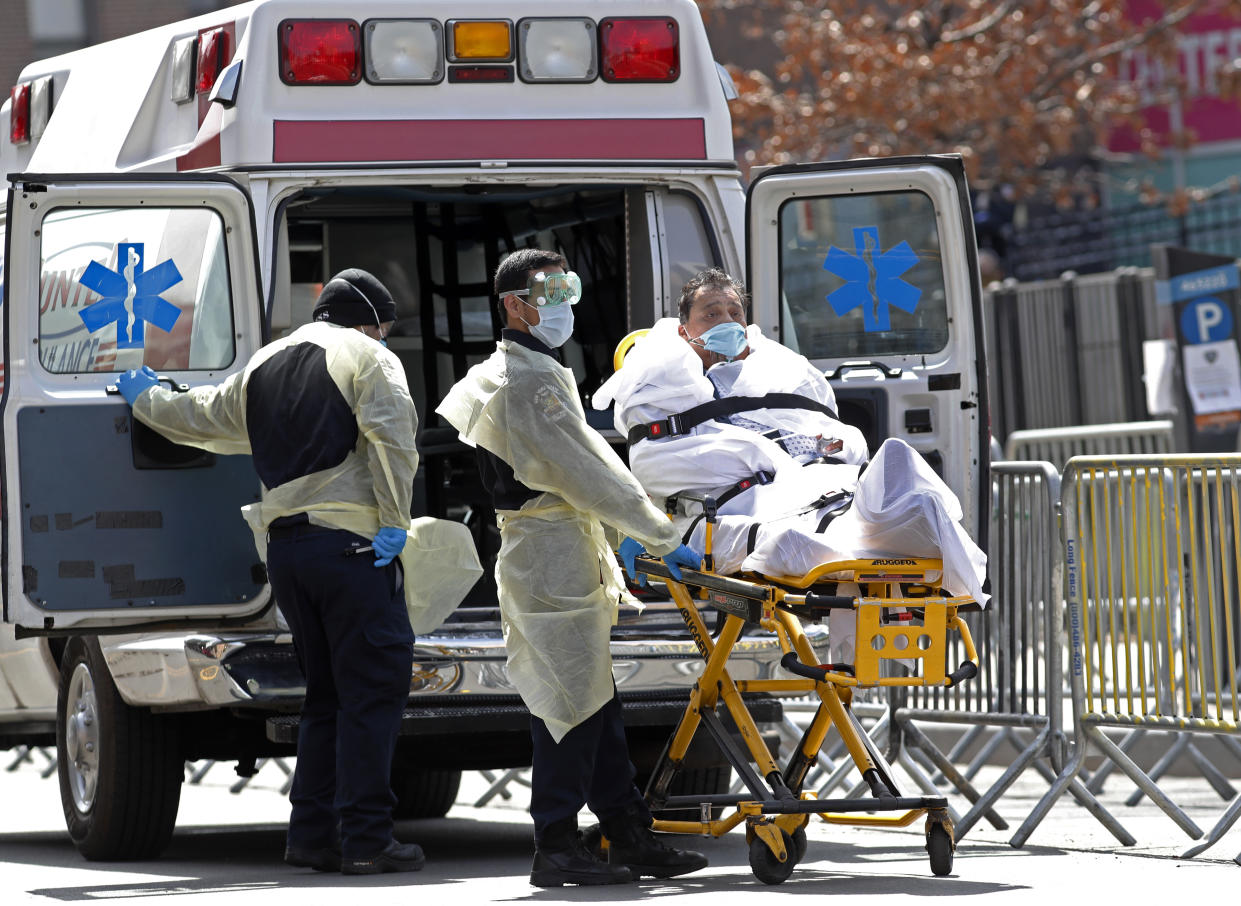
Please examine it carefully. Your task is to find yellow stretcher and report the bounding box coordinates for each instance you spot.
[620,507,980,885]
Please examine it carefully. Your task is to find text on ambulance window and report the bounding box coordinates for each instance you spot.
[38,207,236,374]
[778,191,948,359]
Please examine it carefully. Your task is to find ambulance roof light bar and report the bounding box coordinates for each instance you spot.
[197,25,232,94]
[599,17,679,82]
[9,82,30,145]
[447,20,513,63]
[364,19,443,84]
[170,35,197,103]
[518,18,596,83]
[280,19,362,85]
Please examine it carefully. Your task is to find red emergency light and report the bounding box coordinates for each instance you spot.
[196,25,232,94]
[599,17,679,82]
[280,19,362,85]
[9,82,30,144]
[447,65,515,84]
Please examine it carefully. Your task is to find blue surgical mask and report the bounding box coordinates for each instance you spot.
[692,321,747,359]
[527,303,575,348]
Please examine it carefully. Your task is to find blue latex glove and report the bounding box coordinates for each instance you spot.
[662,544,702,581]
[372,527,407,567]
[619,537,647,585]
[117,366,159,406]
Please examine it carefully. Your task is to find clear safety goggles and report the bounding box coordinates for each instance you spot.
[509,270,582,307]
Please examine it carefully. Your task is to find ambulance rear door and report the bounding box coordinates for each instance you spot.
[746,155,989,545]
[1,174,270,635]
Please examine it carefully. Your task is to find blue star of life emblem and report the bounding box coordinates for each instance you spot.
[821,226,921,332]
[77,243,183,349]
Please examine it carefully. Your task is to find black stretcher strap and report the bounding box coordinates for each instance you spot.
[628,393,841,446]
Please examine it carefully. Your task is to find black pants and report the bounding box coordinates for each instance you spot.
[529,689,652,843]
[267,525,414,859]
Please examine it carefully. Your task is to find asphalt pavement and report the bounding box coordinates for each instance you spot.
[1,748,1238,904]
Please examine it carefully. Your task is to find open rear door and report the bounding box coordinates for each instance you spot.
[2,174,269,634]
[746,155,988,545]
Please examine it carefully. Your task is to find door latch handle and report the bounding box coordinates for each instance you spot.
[105,375,190,395]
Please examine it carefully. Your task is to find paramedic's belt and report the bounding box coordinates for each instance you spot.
[627,393,841,445]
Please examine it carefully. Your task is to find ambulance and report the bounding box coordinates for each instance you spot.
[0,0,988,859]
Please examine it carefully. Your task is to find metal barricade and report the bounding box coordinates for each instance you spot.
[1003,420,1174,471]
[891,461,1130,842]
[1016,455,1241,862]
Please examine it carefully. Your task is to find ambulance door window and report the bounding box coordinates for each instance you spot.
[664,191,719,295]
[38,206,236,374]
[1,217,6,396]
[779,191,948,359]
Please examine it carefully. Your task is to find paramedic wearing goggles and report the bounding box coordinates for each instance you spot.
[437,249,707,888]
[116,269,425,876]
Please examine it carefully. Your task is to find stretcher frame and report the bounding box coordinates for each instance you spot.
[624,519,979,885]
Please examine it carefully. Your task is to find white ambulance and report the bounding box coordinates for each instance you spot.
[0,0,988,859]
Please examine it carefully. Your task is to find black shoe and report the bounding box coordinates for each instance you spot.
[602,809,709,879]
[340,840,426,875]
[530,819,633,887]
[284,843,341,872]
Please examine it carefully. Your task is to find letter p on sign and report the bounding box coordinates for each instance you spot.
[1180,296,1233,344]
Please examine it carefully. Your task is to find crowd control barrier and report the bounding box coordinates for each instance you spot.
[891,461,1130,842]
[1015,455,1241,862]
[1003,420,1174,471]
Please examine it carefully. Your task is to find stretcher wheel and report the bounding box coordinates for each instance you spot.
[748,829,797,885]
[790,826,808,864]
[926,822,954,876]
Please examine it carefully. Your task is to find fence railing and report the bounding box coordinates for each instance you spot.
[1002,420,1175,470]
[1006,189,1241,282]
[1014,454,1241,862]
[986,269,1159,443]
[890,461,1130,843]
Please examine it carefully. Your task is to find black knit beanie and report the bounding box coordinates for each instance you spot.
[312,269,397,327]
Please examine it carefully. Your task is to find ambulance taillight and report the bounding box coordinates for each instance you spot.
[447,20,513,62]
[599,17,679,82]
[197,25,233,93]
[363,19,443,84]
[279,19,362,85]
[170,35,198,103]
[518,18,597,82]
[9,82,30,145]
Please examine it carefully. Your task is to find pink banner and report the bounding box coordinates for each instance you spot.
[1109,1,1241,151]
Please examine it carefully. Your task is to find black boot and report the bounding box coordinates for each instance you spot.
[601,805,709,879]
[530,817,634,887]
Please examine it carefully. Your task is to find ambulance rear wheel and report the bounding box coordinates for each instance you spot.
[390,764,461,819]
[56,637,183,860]
[748,828,797,885]
[926,822,954,876]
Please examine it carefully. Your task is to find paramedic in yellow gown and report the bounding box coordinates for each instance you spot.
[437,249,707,888]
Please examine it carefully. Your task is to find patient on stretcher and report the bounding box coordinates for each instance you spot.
[593,268,987,608]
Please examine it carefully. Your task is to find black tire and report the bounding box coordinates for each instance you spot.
[56,636,183,861]
[391,766,462,819]
[748,828,796,885]
[790,825,808,864]
[926,822,954,876]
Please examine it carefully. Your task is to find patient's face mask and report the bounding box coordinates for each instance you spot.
[691,321,748,360]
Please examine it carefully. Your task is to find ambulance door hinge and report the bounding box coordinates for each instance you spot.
[22,182,48,193]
